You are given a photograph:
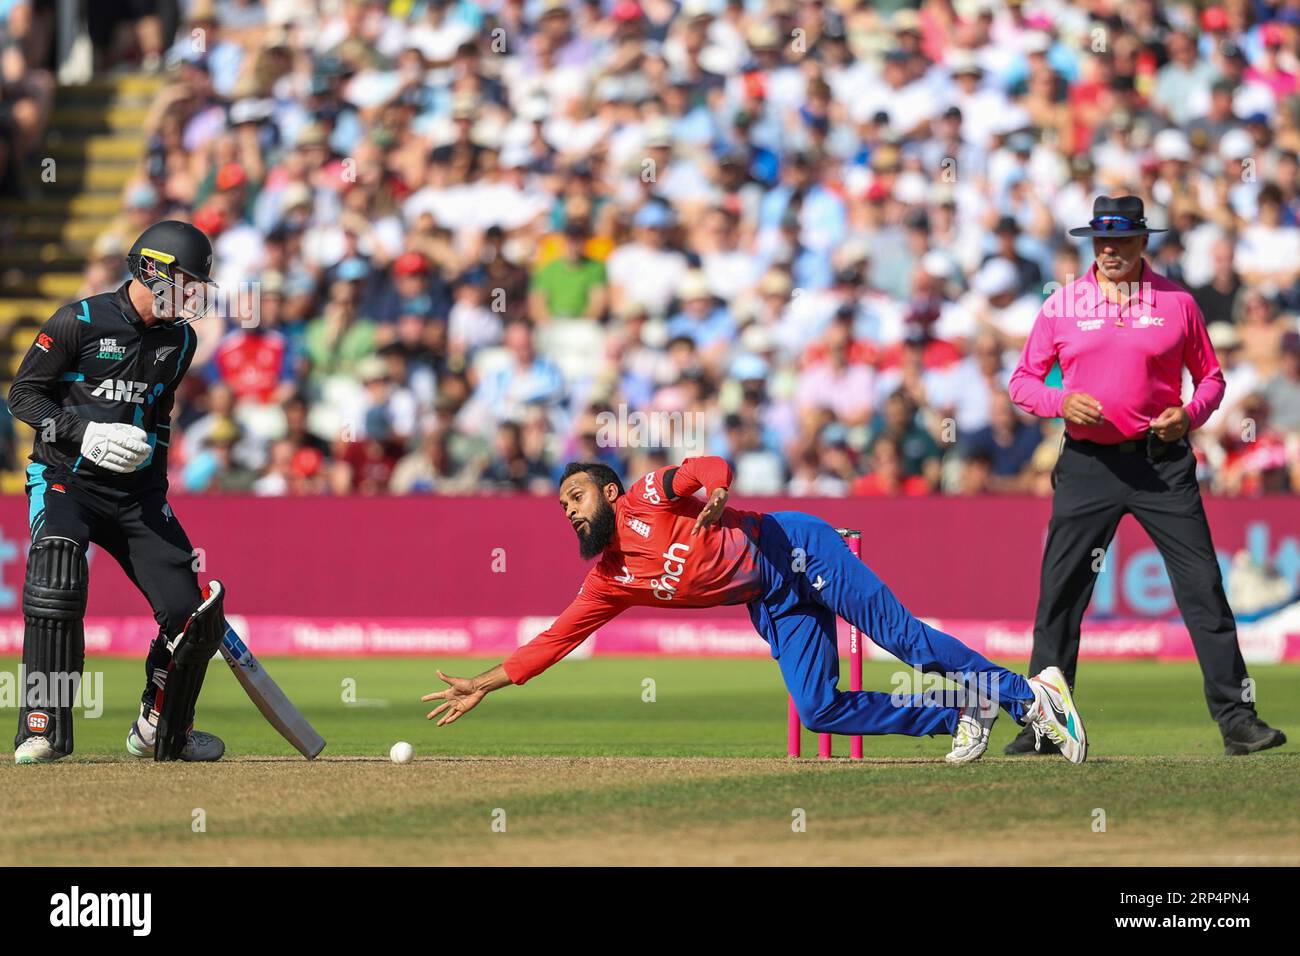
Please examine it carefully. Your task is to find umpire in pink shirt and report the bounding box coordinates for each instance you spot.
[1007,196,1286,757]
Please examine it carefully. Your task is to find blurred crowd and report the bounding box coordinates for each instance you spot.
[0,0,55,197]
[59,0,1300,496]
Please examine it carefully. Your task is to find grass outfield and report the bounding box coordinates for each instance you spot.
[1,656,1297,865]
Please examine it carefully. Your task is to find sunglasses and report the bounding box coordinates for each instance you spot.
[1091,215,1145,231]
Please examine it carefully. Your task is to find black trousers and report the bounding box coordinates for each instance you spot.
[1029,436,1254,732]
[25,476,203,712]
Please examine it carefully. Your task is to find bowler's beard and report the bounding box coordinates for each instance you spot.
[577,495,617,560]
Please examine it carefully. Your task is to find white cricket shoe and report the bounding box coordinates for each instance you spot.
[1024,667,1087,763]
[126,725,225,762]
[946,703,998,764]
[14,736,67,764]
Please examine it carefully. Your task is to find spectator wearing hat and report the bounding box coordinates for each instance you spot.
[944,256,1041,345]
[606,203,687,315]
[1200,321,1256,440]
[183,416,258,494]
[1245,23,1297,101]
[369,251,451,325]
[354,353,419,447]
[665,270,735,371]
[1197,6,1232,59]
[946,52,1010,151]
[1008,194,1285,756]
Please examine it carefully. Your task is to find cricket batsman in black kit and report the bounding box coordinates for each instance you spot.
[9,220,231,764]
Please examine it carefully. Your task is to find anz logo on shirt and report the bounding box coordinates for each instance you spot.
[89,378,148,403]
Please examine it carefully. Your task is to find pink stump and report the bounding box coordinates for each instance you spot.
[785,527,864,760]
[846,531,864,760]
[787,695,801,758]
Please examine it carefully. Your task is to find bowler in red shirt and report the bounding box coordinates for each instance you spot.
[421,456,1090,763]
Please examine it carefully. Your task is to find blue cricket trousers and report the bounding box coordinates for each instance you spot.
[747,512,1034,738]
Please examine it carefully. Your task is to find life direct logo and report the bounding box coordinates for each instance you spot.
[49,886,151,936]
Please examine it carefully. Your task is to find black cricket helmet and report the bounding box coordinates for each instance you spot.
[127,219,217,324]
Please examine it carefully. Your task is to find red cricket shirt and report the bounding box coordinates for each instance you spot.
[503,457,765,685]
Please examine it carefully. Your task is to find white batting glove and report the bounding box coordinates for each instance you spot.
[80,422,151,473]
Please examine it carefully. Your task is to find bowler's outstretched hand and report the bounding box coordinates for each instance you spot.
[422,665,511,726]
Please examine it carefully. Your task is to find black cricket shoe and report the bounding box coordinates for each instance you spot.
[1222,718,1287,756]
[1002,723,1060,756]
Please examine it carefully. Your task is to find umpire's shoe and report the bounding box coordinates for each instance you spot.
[1222,718,1287,756]
[126,725,225,762]
[1003,724,1060,756]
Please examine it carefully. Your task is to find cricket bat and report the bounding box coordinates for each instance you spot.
[220,623,326,759]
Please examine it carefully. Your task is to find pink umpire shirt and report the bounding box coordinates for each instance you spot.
[1008,261,1226,444]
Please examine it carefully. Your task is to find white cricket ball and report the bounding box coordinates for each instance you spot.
[389,741,414,764]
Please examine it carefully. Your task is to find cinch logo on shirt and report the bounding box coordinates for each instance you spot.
[89,379,147,403]
[642,471,662,505]
[96,338,126,360]
[652,542,691,601]
[627,517,651,538]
